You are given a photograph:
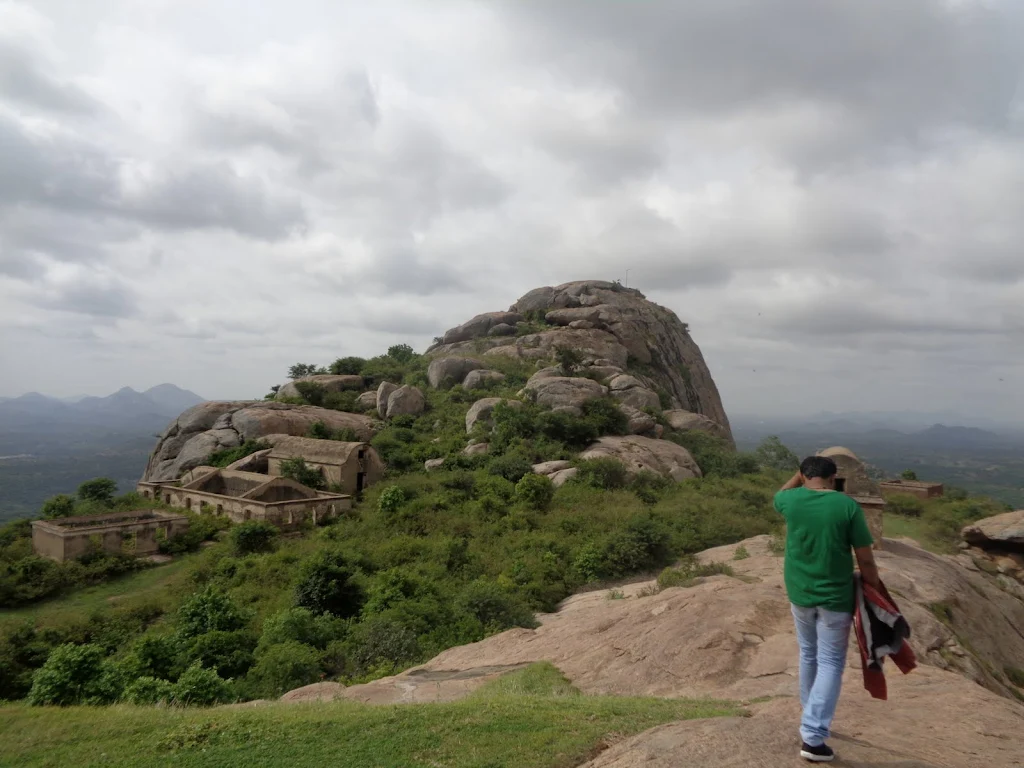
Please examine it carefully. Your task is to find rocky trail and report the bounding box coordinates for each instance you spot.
[281,535,1024,767]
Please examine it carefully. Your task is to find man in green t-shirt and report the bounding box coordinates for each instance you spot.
[774,455,880,763]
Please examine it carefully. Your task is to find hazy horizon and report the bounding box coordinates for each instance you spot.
[2,1,1023,421]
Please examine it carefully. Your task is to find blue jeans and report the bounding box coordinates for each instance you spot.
[791,604,852,746]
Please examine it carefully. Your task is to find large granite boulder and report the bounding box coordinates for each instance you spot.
[580,435,702,482]
[608,374,661,411]
[664,409,733,445]
[385,385,425,419]
[376,382,398,418]
[523,375,608,409]
[276,374,365,400]
[962,510,1024,551]
[465,397,521,434]
[143,401,376,482]
[427,357,484,389]
[618,404,657,435]
[442,311,523,345]
[462,369,506,389]
[429,281,732,441]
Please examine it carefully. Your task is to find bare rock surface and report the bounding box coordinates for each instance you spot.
[442,312,523,345]
[279,535,1024,765]
[580,435,701,482]
[385,385,425,419]
[532,460,573,475]
[356,391,378,410]
[550,468,578,488]
[376,382,398,418]
[963,510,1024,550]
[465,397,521,434]
[462,369,506,389]
[618,404,657,435]
[429,281,732,441]
[664,409,733,444]
[276,374,364,400]
[427,357,484,389]
[143,401,376,482]
[224,448,271,473]
[524,375,608,409]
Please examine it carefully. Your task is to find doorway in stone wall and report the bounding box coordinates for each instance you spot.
[356,472,365,493]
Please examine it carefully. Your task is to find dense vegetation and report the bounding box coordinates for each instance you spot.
[0,663,741,767]
[0,343,1010,712]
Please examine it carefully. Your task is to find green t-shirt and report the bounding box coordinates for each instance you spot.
[774,487,874,613]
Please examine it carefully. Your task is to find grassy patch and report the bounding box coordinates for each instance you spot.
[882,513,956,554]
[0,663,740,768]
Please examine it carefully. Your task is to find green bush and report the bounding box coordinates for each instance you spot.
[294,551,365,618]
[207,440,271,469]
[122,676,174,705]
[77,478,117,505]
[575,458,628,490]
[231,521,279,555]
[40,495,76,519]
[330,356,367,375]
[602,516,672,577]
[515,473,555,510]
[754,436,799,472]
[27,643,121,706]
[257,607,341,653]
[172,662,232,706]
[387,344,416,363]
[456,580,537,633]
[288,363,321,379]
[245,641,322,698]
[488,454,534,484]
[887,494,925,518]
[177,587,246,639]
[184,630,256,678]
[665,431,758,478]
[294,381,326,406]
[555,346,584,375]
[378,486,407,517]
[123,634,181,680]
[348,618,420,674]
[278,456,326,490]
[580,398,629,436]
[657,556,733,589]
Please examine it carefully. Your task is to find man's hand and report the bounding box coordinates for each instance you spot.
[854,546,881,589]
[780,471,804,491]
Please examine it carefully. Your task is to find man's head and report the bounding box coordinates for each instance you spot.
[799,456,838,489]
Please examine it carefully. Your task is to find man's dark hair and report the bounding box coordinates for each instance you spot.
[800,456,838,479]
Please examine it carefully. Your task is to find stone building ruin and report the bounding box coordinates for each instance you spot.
[265,436,385,495]
[32,509,189,562]
[879,478,944,500]
[136,468,351,530]
[818,446,885,549]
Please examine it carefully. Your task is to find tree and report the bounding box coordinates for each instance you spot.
[40,494,76,519]
[555,346,584,376]
[329,356,366,375]
[177,586,246,639]
[288,363,320,379]
[245,641,321,698]
[515,473,555,510]
[754,436,800,472]
[294,550,365,618]
[27,643,123,706]
[278,457,326,490]
[901,469,919,481]
[77,478,117,505]
[172,662,232,706]
[293,381,326,406]
[230,521,279,555]
[386,344,415,363]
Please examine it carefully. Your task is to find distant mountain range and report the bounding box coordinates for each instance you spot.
[0,384,205,522]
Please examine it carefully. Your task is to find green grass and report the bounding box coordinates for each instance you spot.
[882,513,955,554]
[0,663,740,768]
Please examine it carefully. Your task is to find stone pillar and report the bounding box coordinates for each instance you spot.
[855,497,885,551]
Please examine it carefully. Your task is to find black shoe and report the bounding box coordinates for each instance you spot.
[800,742,835,762]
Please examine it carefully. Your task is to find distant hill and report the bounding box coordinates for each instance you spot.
[0,384,205,522]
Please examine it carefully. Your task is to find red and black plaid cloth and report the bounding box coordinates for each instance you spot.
[853,575,917,700]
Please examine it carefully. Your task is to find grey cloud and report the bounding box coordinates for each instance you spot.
[534,118,665,185]
[0,249,44,280]
[37,278,139,319]
[501,0,1024,162]
[0,40,99,114]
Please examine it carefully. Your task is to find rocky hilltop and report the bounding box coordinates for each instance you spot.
[431,280,731,436]
[143,280,732,482]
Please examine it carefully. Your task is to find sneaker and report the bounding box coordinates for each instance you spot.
[800,742,835,762]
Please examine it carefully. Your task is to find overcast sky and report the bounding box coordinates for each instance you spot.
[1,0,1022,422]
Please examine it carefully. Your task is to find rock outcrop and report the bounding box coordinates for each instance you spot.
[462,369,506,389]
[142,401,376,482]
[383,385,425,419]
[427,357,484,389]
[429,281,732,441]
[963,510,1024,551]
[376,382,398,418]
[465,397,521,434]
[523,375,607,409]
[580,435,701,482]
[276,374,364,400]
[281,534,1024,767]
[663,409,731,442]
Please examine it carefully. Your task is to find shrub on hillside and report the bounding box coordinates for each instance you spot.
[601,516,672,577]
[27,643,123,706]
[575,458,628,490]
[348,617,420,675]
[158,511,229,555]
[40,494,76,519]
[77,478,117,505]
[665,431,758,478]
[294,551,365,618]
[123,634,181,681]
[515,473,555,510]
[244,641,321,698]
[257,607,343,653]
[122,675,174,705]
[580,398,629,436]
[456,580,537,633]
[184,630,257,678]
[329,356,366,375]
[754,436,799,472]
[378,486,407,518]
[172,662,232,706]
[887,494,925,518]
[387,344,416,363]
[208,440,271,469]
[487,454,534,483]
[177,587,246,640]
[294,381,326,406]
[231,521,279,555]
